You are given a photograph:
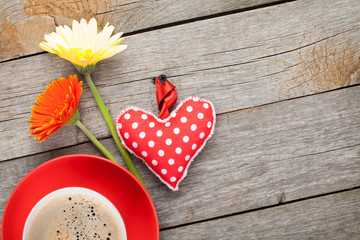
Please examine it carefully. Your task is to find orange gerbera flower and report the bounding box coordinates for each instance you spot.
[29,75,83,142]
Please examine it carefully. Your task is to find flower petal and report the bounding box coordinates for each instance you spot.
[88,18,98,48]
[94,23,115,52]
[98,45,127,61]
[106,32,124,47]
[29,75,83,142]
[80,18,88,49]
[72,19,81,48]
[49,32,68,49]
[39,42,57,53]
[39,18,126,67]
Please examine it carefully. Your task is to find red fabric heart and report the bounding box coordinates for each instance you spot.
[115,97,216,191]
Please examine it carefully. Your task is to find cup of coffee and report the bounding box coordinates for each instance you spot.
[23,187,127,240]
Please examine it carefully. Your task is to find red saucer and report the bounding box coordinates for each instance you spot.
[1,154,159,240]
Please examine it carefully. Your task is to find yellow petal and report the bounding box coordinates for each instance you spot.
[107,32,123,47]
[39,18,126,66]
[44,34,59,50]
[95,24,115,52]
[57,25,76,48]
[88,51,101,65]
[49,32,68,48]
[63,25,77,48]
[83,49,93,59]
[98,45,127,61]
[112,37,125,47]
[39,42,56,53]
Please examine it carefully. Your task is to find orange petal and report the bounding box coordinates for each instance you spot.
[29,75,83,142]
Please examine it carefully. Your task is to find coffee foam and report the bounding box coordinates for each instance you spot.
[23,188,126,240]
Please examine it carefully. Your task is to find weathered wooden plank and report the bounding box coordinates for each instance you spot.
[0,0,278,61]
[1,86,359,229]
[0,0,359,161]
[161,189,360,239]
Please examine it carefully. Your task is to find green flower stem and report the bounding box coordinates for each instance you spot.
[84,73,146,188]
[75,120,118,163]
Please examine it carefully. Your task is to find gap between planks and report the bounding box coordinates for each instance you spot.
[1,0,360,161]
[2,81,358,163]
[160,189,360,239]
[159,185,360,231]
[1,84,359,228]
[0,0,297,64]
[0,0,296,63]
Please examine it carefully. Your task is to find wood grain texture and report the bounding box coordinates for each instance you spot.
[161,189,360,239]
[0,0,278,61]
[1,86,359,229]
[0,0,359,161]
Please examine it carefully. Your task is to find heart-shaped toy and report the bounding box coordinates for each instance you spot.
[115,96,216,190]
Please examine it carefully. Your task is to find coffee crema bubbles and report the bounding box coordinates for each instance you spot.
[24,192,124,240]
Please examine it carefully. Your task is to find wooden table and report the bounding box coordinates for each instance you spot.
[1,0,360,239]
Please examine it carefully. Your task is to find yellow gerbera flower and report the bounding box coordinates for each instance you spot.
[39,18,127,72]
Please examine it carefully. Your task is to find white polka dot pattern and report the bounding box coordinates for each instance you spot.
[168,159,175,165]
[148,141,155,148]
[115,97,216,191]
[175,148,182,154]
[158,150,164,157]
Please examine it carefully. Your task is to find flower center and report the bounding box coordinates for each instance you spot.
[69,48,93,60]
